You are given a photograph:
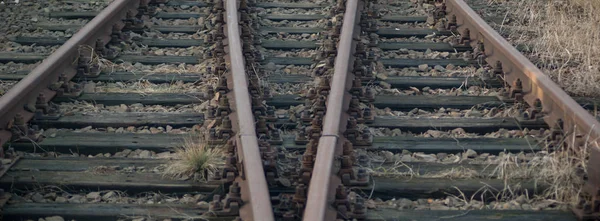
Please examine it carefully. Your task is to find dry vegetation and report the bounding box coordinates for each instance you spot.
[491,0,600,97]
[368,134,588,206]
[487,0,599,206]
[162,135,224,182]
[493,143,587,205]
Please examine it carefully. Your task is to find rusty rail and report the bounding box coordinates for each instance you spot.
[0,0,143,148]
[223,0,275,220]
[445,0,600,145]
[303,0,361,220]
[442,0,600,219]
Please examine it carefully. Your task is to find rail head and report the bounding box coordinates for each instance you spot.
[223,0,274,220]
[0,0,143,146]
[303,0,362,220]
[446,0,600,147]
[444,1,600,218]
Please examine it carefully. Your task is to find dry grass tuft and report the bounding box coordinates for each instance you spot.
[530,147,586,204]
[368,161,418,178]
[162,135,224,182]
[426,166,480,179]
[492,134,589,205]
[495,0,600,97]
[481,0,600,206]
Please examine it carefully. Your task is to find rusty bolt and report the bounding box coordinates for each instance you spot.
[347,117,358,130]
[270,130,281,141]
[208,128,217,140]
[313,97,327,113]
[239,0,249,11]
[357,168,368,182]
[460,28,471,45]
[343,140,354,155]
[363,88,375,101]
[493,61,504,76]
[220,116,232,130]
[302,154,314,168]
[296,129,308,143]
[353,198,367,220]
[228,182,242,197]
[217,96,231,116]
[446,15,457,31]
[209,195,223,212]
[226,139,236,153]
[306,139,318,156]
[293,184,307,201]
[206,106,215,119]
[311,116,323,128]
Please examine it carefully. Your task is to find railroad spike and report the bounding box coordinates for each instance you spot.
[213,0,224,13]
[368,33,379,47]
[509,79,524,101]
[493,61,503,74]
[362,107,374,123]
[76,54,101,78]
[524,99,543,120]
[436,18,447,32]
[292,184,308,211]
[10,112,43,143]
[269,130,283,145]
[434,2,447,19]
[256,117,269,135]
[348,96,362,119]
[334,185,351,219]
[362,88,375,102]
[239,0,249,11]
[295,128,308,145]
[312,96,327,115]
[217,96,231,117]
[345,117,359,143]
[473,41,486,62]
[309,116,323,139]
[217,116,233,139]
[110,24,127,45]
[460,28,471,45]
[343,140,356,163]
[136,1,150,16]
[446,15,457,32]
[300,155,314,185]
[317,77,331,96]
[225,182,243,209]
[352,198,367,220]
[34,93,60,120]
[306,139,318,156]
[208,195,224,213]
[339,156,356,185]
[350,78,363,97]
[226,139,236,154]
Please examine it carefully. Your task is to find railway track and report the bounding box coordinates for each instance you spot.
[0,0,599,220]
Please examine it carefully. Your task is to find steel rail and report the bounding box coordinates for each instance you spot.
[446,0,600,145]
[303,0,361,219]
[223,0,275,220]
[0,0,142,147]
[444,0,600,218]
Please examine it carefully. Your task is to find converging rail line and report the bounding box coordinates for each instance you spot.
[0,0,598,220]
